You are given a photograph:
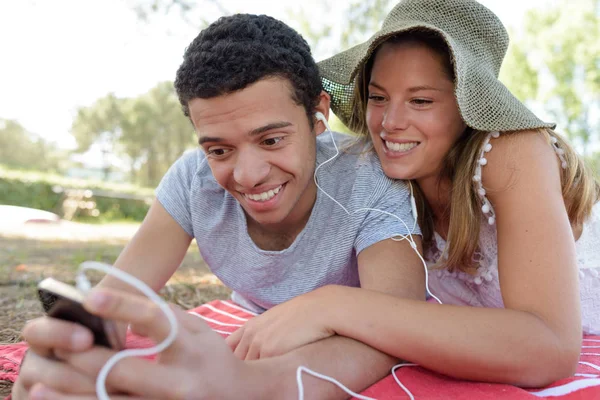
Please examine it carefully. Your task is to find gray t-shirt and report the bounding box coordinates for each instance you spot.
[156,132,420,313]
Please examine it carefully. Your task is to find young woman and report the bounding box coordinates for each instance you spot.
[226,0,600,387]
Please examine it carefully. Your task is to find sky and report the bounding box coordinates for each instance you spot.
[0,0,556,151]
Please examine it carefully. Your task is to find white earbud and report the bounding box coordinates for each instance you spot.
[410,195,418,222]
[315,111,327,124]
[314,112,332,133]
[408,181,418,221]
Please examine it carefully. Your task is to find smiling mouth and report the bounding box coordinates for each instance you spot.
[243,184,283,202]
[384,140,419,153]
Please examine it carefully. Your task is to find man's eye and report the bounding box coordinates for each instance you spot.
[262,137,283,146]
[207,148,230,156]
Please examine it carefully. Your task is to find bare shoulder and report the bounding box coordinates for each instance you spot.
[481,129,561,196]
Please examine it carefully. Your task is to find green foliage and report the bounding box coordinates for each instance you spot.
[131,0,227,28]
[499,34,539,103]
[287,6,332,57]
[586,152,600,177]
[71,82,196,187]
[339,0,395,50]
[0,119,66,173]
[288,0,394,59]
[0,165,152,222]
[502,0,600,153]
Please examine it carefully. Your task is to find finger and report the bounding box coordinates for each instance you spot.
[29,383,159,400]
[56,346,186,399]
[224,326,244,351]
[19,351,96,394]
[83,289,174,343]
[232,331,251,360]
[129,303,197,337]
[23,317,94,356]
[85,289,215,346]
[55,346,130,380]
[53,349,120,394]
[245,340,261,361]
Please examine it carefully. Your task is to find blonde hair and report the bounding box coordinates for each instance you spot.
[349,31,600,271]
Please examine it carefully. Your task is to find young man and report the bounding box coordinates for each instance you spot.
[13,14,424,399]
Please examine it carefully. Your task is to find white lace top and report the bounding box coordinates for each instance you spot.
[424,132,600,335]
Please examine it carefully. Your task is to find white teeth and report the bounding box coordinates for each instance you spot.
[245,185,282,202]
[385,141,418,152]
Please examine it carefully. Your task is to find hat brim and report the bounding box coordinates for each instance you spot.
[319,22,555,132]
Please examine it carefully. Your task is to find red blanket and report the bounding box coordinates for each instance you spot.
[2,299,599,399]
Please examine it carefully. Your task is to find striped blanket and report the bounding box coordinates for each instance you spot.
[2,299,599,399]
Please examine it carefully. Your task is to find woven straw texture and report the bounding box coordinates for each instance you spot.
[318,0,555,132]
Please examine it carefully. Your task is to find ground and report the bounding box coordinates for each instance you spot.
[0,219,230,398]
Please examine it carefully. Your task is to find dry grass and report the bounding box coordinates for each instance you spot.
[0,225,230,398]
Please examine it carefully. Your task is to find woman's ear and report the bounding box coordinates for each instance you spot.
[314,91,331,135]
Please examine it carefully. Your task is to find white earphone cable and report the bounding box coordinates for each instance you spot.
[297,113,442,400]
[76,261,179,400]
[75,114,441,400]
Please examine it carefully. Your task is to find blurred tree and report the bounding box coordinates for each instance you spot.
[128,0,229,28]
[71,94,124,180]
[287,4,333,59]
[586,153,600,176]
[120,82,195,186]
[125,0,600,173]
[499,35,539,105]
[287,0,395,126]
[501,0,600,156]
[131,0,195,20]
[339,0,395,50]
[286,0,394,59]
[0,118,65,172]
[71,82,195,187]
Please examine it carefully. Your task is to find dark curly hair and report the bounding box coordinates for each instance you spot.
[174,14,322,125]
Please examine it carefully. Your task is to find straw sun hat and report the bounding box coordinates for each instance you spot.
[318,0,555,132]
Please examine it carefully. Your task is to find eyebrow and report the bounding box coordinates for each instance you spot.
[198,121,293,146]
[369,81,443,93]
[249,121,292,136]
[407,85,443,93]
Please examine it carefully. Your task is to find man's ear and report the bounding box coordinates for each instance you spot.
[314,91,331,136]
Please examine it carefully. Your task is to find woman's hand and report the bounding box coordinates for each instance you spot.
[226,285,340,360]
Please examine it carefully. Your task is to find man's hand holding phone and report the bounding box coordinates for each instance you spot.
[11,279,125,400]
[14,287,261,400]
[37,277,124,350]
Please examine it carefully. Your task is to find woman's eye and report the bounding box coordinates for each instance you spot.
[411,99,433,106]
[262,137,283,146]
[368,95,386,102]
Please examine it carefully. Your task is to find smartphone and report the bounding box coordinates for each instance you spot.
[37,277,124,350]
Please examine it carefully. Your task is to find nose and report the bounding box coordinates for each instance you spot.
[381,102,409,132]
[233,147,270,188]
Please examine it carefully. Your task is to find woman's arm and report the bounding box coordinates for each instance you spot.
[323,130,582,387]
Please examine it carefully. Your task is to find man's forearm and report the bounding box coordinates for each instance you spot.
[250,336,397,399]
